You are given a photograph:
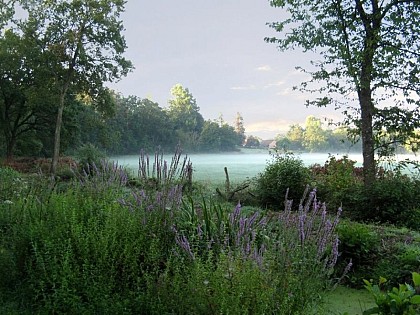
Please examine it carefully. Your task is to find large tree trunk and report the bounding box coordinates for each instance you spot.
[359,89,376,186]
[51,92,66,174]
[357,5,380,187]
[5,133,16,162]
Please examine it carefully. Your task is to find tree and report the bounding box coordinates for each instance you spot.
[303,116,327,152]
[167,84,204,150]
[286,124,305,151]
[167,84,204,133]
[267,0,420,185]
[244,135,260,148]
[234,112,246,145]
[105,95,174,153]
[219,123,240,151]
[12,0,132,173]
[199,120,221,152]
[0,0,15,29]
[0,29,56,159]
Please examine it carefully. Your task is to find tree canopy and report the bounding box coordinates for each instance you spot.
[2,0,133,172]
[267,0,420,184]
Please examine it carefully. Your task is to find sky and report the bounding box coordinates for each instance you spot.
[108,0,343,139]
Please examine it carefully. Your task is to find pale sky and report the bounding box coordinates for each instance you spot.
[108,0,343,139]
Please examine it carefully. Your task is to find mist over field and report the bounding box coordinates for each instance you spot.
[112,150,362,183]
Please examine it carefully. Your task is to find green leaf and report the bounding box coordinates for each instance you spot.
[411,295,420,304]
[413,272,420,287]
[363,306,380,315]
[379,276,387,285]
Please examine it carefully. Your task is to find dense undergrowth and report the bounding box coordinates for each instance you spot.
[252,153,420,291]
[1,150,419,314]
[0,153,347,314]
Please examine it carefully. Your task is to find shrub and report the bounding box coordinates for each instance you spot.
[336,221,381,287]
[350,174,420,229]
[0,167,22,202]
[363,272,420,315]
[75,143,106,174]
[256,153,310,209]
[310,155,363,212]
[336,221,420,288]
[170,188,347,314]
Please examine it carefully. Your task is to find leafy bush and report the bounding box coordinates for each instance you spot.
[0,167,22,202]
[363,272,420,315]
[256,153,310,209]
[337,221,380,264]
[75,143,107,174]
[336,221,420,288]
[310,156,420,230]
[335,221,380,287]
[169,188,346,314]
[310,155,363,211]
[349,174,420,229]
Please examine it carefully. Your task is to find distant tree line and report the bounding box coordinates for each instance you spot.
[275,116,362,153]
[0,80,246,157]
[274,115,418,154]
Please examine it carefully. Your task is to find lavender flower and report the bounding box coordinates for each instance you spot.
[328,237,340,269]
[229,202,241,227]
[175,234,195,260]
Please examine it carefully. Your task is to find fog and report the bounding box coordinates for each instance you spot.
[111,150,366,183]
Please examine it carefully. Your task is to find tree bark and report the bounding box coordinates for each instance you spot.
[5,133,16,161]
[359,90,376,186]
[356,0,381,186]
[50,91,66,174]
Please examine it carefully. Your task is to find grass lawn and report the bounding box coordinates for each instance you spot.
[322,286,376,314]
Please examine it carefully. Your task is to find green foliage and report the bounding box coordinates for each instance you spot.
[5,0,133,172]
[363,273,420,315]
[351,174,420,229]
[157,253,281,315]
[256,153,310,208]
[336,221,380,286]
[337,221,380,264]
[0,154,343,314]
[0,29,57,158]
[74,143,106,174]
[0,166,27,203]
[234,112,246,145]
[199,120,239,152]
[310,156,420,230]
[311,155,363,211]
[171,188,343,314]
[168,84,204,134]
[244,135,260,147]
[276,118,362,153]
[103,95,175,154]
[303,115,327,152]
[336,221,420,288]
[267,0,420,184]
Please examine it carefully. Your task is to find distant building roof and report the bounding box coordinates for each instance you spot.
[260,140,277,149]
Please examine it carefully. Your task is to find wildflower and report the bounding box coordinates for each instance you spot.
[328,237,340,268]
[175,234,195,260]
[3,200,13,205]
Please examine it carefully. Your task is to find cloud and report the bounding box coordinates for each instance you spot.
[256,65,272,71]
[230,85,257,91]
[276,87,292,96]
[264,80,285,89]
[246,119,296,138]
